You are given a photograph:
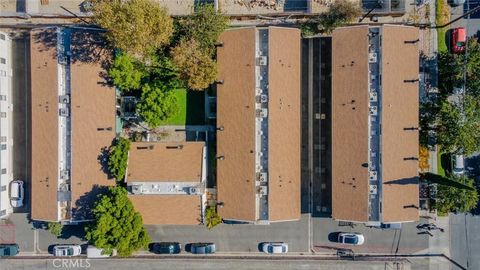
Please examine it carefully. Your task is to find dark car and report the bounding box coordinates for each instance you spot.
[150,242,181,254]
[190,243,215,254]
[0,244,19,257]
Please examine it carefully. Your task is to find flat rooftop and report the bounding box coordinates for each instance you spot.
[126,142,206,225]
[331,25,419,224]
[216,27,301,223]
[30,28,116,222]
[126,142,204,182]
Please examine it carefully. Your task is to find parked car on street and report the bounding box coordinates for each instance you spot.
[0,244,19,257]
[53,245,82,257]
[261,242,288,254]
[9,180,24,208]
[150,242,181,254]
[451,27,467,53]
[451,154,465,176]
[189,243,215,254]
[338,233,365,245]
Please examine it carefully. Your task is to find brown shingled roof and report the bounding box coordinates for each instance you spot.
[126,142,204,182]
[216,27,301,222]
[381,25,419,223]
[267,27,301,222]
[30,28,60,222]
[69,30,116,220]
[331,26,370,222]
[216,27,257,222]
[331,25,419,223]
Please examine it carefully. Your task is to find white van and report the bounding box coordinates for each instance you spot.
[87,246,116,258]
[9,180,24,208]
[451,154,465,176]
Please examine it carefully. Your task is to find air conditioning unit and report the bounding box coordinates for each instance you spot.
[369,92,377,102]
[256,108,268,118]
[258,186,268,196]
[257,56,267,66]
[260,94,268,103]
[60,170,70,180]
[369,106,378,116]
[257,172,267,182]
[59,95,70,104]
[369,185,378,195]
[131,185,142,194]
[189,187,198,194]
[59,108,69,117]
[369,53,377,63]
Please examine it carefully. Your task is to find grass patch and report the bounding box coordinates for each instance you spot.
[161,89,205,125]
[436,0,450,53]
[437,149,446,176]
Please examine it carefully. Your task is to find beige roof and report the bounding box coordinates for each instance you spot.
[126,142,204,182]
[267,27,301,222]
[30,28,116,221]
[216,27,301,222]
[30,28,60,222]
[331,26,370,222]
[381,25,419,223]
[70,29,116,220]
[331,25,419,223]
[129,195,201,225]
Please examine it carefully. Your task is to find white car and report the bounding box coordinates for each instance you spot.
[261,242,288,254]
[451,154,465,176]
[9,180,24,208]
[338,233,365,245]
[53,245,82,257]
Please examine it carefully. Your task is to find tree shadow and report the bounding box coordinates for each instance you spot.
[58,225,87,240]
[71,185,109,221]
[97,139,115,180]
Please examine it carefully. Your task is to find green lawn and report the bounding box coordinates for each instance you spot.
[161,89,205,125]
[436,0,449,53]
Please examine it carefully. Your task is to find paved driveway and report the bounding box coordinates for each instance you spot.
[146,214,310,253]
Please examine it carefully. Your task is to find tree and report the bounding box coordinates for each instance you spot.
[171,39,217,90]
[436,175,478,214]
[204,206,222,229]
[436,95,480,155]
[91,0,173,59]
[85,186,150,257]
[47,222,63,237]
[136,84,179,127]
[108,138,131,181]
[108,52,145,91]
[175,4,229,53]
[317,0,362,34]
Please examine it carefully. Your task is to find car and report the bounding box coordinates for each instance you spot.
[0,244,19,257]
[53,245,82,257]
[338,233,365,245]
[261,242,288,254]
[190,243,215,254]
[451,27,466,54]
[9,180,24,208]
[448,0,465,7]
[86,246,116,258]
[150,242,181,254]
[451,154,465,176]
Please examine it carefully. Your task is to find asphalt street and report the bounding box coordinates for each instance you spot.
[450,213,480,270]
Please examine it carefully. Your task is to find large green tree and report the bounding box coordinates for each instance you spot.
[108,52,145,91]
[108,138,131,181]
[175,4,229,53]
[85,186,150,257]
[318,0,361,34]
[171,39,217,90]
[436,95,480,155]
[136,84,179,127]
[91,0,173,59]
[436,175,479,214]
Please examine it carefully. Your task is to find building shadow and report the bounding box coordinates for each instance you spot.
[284,0,307,12]
[58,225,87,240]
[384,177,419,185]
[186,90,206,126]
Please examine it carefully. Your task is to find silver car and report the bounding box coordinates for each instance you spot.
[53,245,82,257]
[262,242,288,254]
[9,180,24,208]
[338,233,365,245]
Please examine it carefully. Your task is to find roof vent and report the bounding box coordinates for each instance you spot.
[256,56,267,66]
[131,185,142,194]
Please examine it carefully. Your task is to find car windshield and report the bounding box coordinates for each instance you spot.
[344,236,357,244]
[456,41,465,47]
[67,249,73,256]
